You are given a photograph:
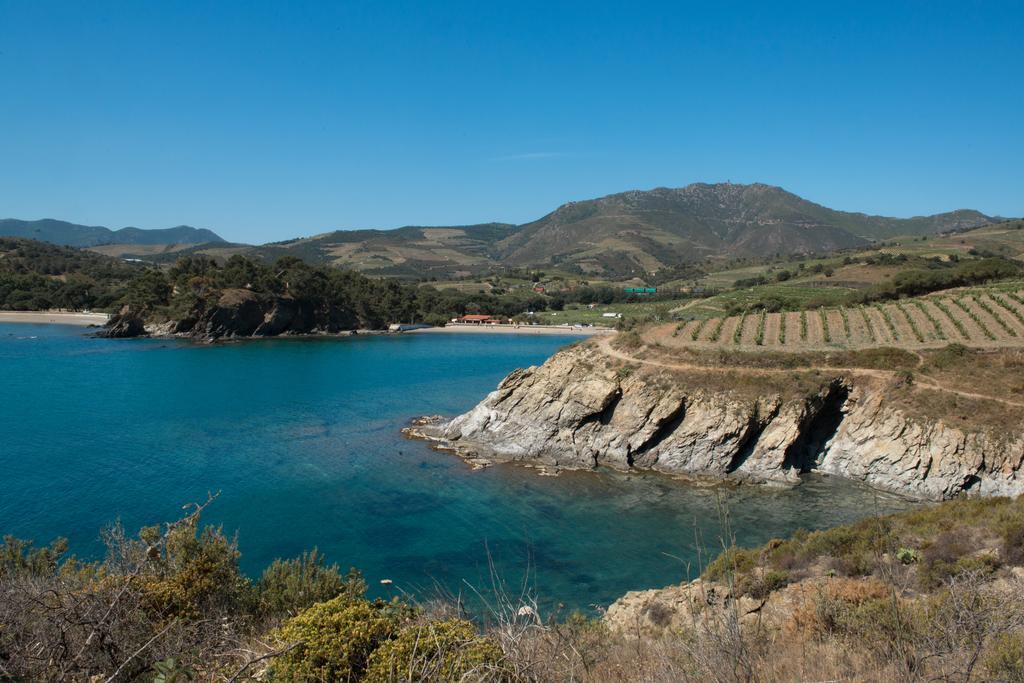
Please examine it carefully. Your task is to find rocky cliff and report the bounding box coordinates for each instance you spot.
[165,289,359,339]
[100,288,361,340]
[410,342,1024,500]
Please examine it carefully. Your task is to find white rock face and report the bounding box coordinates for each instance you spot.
[419,345,1024,501]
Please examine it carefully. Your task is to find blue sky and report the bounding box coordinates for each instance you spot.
[1,1,1021,243]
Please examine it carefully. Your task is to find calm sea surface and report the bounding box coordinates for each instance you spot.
[0,323,914,610]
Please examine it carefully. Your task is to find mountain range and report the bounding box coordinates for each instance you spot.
[1,183,1000,278]
[244,183,996,277]
[0,218,225,249]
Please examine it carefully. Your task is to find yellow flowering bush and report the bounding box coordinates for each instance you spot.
[363,618,507,682]
[270,595,411,681]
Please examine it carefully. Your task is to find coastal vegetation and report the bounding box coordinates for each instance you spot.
[3,495,1023,681]
[0,237,143,311]
[0,238,550,329]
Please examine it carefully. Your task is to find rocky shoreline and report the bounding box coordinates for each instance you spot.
[406,341,1024,501]
[97,289,375,340]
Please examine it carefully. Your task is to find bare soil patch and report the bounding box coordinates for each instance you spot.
[676,319,702,341]
[864,307,896,345]
[698,317,723,342]
[985,293,1024,336]
[783,311,803,345]
[739,312,761,346]
[719,316,741,345]
[920,299,965,341]
[805,310,825,346]
[825,309,847,345]
[968,295,1019,341]
[886,303,922,343]
[938,297,990,343]
[846,307,874,346]
[764,312,783,347]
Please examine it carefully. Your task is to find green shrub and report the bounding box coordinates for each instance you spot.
[835,596,922,662]
[257,549,363,619]
[928,342,972,369]
[984,632,1024,681]
[860,307,877,343]
[919,529,1000,590]
[740,569,790,600]
[0,535,68,579]
[140,523,252,619]
[858,257,1021,303]
[733,310,747,345]
[151,657,193,683]
[820,308,831,343]
[708,317,726,342]
[1002,522,1024,565]
[896,547,920,565]
[704,546,759,583]
[271,595,412,682]
[755,309,767,345]
[364,618,506,682]
[690,318,707,341]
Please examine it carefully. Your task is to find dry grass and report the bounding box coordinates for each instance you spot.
[889,345,1024,431]
[4,495,1024,681]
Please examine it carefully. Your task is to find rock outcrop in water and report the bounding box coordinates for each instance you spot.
[165,289,359,339]
[410,342,1024,500]
[95,305,147,338]
[99,288,362,340]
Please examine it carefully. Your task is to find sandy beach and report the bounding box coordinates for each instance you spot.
[0,311,110,326]
[409,323,615,336]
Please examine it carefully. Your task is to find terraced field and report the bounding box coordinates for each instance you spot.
[667,287,1024,351]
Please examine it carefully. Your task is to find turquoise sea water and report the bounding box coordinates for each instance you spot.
[0,324,914,611]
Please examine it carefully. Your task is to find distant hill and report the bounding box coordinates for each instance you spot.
[492,183,995,276]
[0,218,225,249]
[236,183,995,278]
[244,223,518,277]
[4,184,999,278]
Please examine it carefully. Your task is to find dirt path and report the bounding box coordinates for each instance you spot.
[597,335,1024,409]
